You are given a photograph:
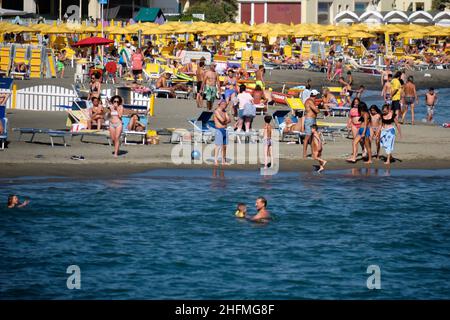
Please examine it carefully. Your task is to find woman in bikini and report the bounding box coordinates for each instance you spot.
[347,101,372,164]
[369,105,382,159]
[380,104,401,165]
[108,95,124,158]
[223,69,238,108]
[88,72,101,101]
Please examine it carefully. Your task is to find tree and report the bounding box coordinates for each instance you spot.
[432,0,449,10]
[185,0,238,23]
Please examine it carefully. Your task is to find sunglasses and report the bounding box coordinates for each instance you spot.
[113,100,119,103]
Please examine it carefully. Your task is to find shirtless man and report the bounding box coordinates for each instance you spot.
[249,197,271,222]
[425,88,438,123]
[381,74,392,104]
[213,100,231,166]
[201,64,219,111]
[303,90,321,159]
[156,72,172,91]
[402,76,418,125]
[320,88,336,113]
[196,60,205,108]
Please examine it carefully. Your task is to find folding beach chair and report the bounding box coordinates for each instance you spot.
[187,111,215,143]
[272,110,304,144]
[286,97,305,117]
[122,114,148,145]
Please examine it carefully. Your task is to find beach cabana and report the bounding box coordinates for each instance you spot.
[408,11,433,25]
[334,10,359,24]
[383,11,409,24]
[334,10,360,24]
[359,11,384,25]
[433,11,450,27]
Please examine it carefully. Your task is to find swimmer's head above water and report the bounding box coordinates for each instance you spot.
[235,202,247,218]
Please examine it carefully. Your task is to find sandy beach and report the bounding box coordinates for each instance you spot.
[2,91,450,178]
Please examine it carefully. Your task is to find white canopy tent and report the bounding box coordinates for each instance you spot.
[383,11,409,24]
[408,11,433,24]
[334,10,360,24]
[360,10,384,24]
[433,11,450,27]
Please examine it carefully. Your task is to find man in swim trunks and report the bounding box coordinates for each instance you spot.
[249,197,271,222]
[303,90,320,159]
[201,63,219,111]
[402,76,418,125]
[213,100,231,166]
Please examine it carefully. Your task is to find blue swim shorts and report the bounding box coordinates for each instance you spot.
[215,128,228,145]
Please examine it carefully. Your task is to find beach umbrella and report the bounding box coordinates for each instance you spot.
[321,30,346,38]
[427,29,450,37]
[397,31,425,39]
[72,36,114,47]
[8,25,35,33]
[347,31,377,39]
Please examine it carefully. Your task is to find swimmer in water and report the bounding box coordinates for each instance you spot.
[235,203,247,218]
[7,195,29,209]
[248,197,271,223]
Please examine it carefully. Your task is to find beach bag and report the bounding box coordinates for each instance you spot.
[242,103,256,118]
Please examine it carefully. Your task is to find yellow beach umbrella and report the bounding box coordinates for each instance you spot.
[347,31,377,39]
[397,31,425,39]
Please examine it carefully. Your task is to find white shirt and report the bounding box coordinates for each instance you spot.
[237,92,253,110]
[301,89,311,103]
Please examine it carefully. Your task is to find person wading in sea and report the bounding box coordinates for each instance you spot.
[249,197,271,222]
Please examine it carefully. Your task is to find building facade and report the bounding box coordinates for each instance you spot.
[236,0,432,24]
[0,0,185,19]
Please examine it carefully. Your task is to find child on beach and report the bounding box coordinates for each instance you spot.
[425,88,438,123]
[369,105,382,159]
[263,115,273,169]
[311,124,327,173]
[235,203,247,218]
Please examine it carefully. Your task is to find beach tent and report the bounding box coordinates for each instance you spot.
[433,11,450,27]
[383,11,409,24]
[408,11,433,24]
[134,8,166,24]
[359,11,384,24]
[334,11,360,24]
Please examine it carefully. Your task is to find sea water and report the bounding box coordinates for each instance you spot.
[363,87,450,125]
[0,169,449,299]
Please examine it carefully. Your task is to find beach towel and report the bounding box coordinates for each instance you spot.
[380,127,396,155]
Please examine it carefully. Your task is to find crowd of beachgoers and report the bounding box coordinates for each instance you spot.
[1,22,449,175]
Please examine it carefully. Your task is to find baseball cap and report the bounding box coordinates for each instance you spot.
[310,89,320,96]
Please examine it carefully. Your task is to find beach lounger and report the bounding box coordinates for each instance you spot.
[272,110,304,144]
[13,128,73,147]
[330,106,351,117]
[14,128,50,142]
[0,118,7,150]
[76,130,111,146]
[187,111,215,143]
[122,115,147,145]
